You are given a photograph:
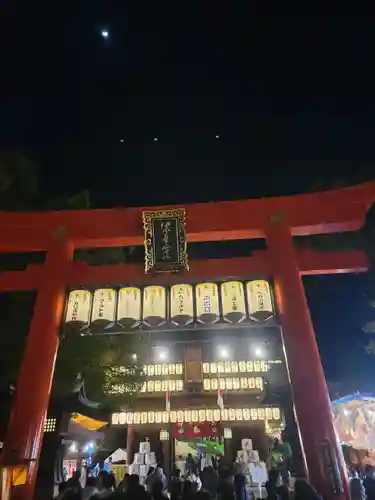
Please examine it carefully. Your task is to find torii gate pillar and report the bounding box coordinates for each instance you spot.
[267,214,349,500]
[0,235,73,500]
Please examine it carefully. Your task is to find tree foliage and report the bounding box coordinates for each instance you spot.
[0,150,144,407]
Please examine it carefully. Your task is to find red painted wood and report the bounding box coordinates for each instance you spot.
[0,238,73,500]
[0,250,367,292]
[0,184,372,500]
[266,217,349,500]
[0,182,373,251]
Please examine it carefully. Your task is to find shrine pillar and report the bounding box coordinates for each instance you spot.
[126,426,135,467]
[266,214,349,500]
[0,234,73,500]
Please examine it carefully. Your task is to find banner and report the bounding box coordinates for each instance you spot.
[246,280,274,321]
[172,421,221,439]
[143,286,167,327]
[221,281,246,323]
[143,208,189,273]
[91,289,116,331]
[64,290,91,332]
[170,284,194,326]
[195,283,220,324]
[117,287,141,329]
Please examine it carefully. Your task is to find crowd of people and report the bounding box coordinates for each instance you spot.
[55,457,325,500]
[349,464,375,500]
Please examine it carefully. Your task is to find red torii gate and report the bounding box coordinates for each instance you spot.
[1,182,375,500]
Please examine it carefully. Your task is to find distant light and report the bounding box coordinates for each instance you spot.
[153,137,158,142]
[156,347,169,361]
[69,442,77,453]
[101,30,109,39]
[131,353,137,361]
[88,441,94,449]
[343,408,349,416]
[218,346,230,359]
[254,347,263,357]
[120,139,124,143]
[215,134,220,139]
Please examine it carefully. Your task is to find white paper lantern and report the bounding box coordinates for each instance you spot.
[117,287,141,328]
[195,283,220,324]
[143,286,166,327]
[170,284,194,326]
[221,281,246,323]
[91,288,116,332]
[65,290,91,332]
[246,280,274,322]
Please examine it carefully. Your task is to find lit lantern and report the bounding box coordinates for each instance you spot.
[272,408,281,420]
[246,280,274,322]
[160,430,169,441]
[91,289,116,332]
[64,290,91,333]
[221,281,246,323]
[117,287,141,329]
[213,409,221,422]
[143,286,166,327]
[224,428,232,439]
[236,409,243,420]
[170,284,194,326]
[176,380,184,391]
[195,283,220,324]
[134,413,141,424]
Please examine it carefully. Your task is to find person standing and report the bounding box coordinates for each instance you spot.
[364,466,375,500]
[186,453,197,475]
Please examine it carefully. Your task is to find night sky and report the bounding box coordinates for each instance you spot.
[1,3,375,392]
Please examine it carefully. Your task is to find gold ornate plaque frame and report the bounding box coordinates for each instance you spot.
[143,208,189,273]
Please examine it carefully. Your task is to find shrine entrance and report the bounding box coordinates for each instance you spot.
[1,182,375,500]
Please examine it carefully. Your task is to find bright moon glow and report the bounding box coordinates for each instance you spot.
[101,31,109,38]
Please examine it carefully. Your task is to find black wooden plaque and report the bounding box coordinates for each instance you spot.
[143,209,188,273]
